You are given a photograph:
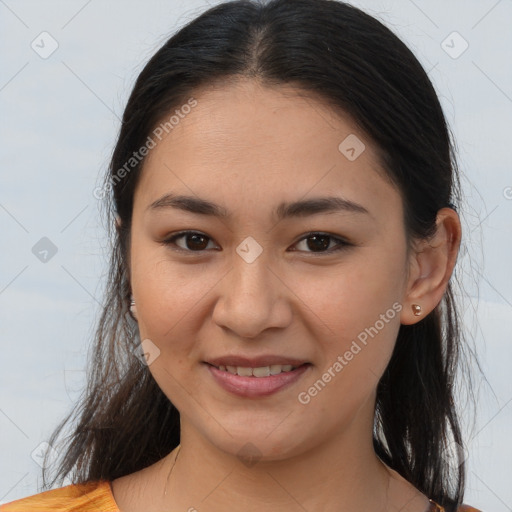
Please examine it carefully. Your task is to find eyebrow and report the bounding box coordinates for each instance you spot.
[146,193,371,220]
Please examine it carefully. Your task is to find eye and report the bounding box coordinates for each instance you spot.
[292,232,351,253]
[161,231,219,252]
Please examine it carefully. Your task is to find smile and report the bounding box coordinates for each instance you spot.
[213,364,299,377]
[205,362,311,398]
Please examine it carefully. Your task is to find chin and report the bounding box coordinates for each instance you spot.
[198,421,313,465]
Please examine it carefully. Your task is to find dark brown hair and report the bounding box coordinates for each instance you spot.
[42,1,474,510]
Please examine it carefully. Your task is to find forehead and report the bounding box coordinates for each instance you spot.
[146,79,370,166]
[135,79,401,223]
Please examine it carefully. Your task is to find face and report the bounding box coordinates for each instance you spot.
[129,79,411,460]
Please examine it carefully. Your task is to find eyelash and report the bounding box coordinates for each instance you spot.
[160,230,352,255]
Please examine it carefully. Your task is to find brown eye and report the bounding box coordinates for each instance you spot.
[184,233,209,250]
[161,231,217,252]
[293,233,350,253]
[306,234,330,252]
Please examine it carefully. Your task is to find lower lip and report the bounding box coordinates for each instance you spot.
[206,363,311,398]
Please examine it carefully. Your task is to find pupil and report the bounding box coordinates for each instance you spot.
[188,234,208,250]
[308,235,329,251]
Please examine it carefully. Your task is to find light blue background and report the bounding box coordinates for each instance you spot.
[1,1,511,510]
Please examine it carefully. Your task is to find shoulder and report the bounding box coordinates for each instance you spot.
[0,480,119,512]
[458,506,483,512]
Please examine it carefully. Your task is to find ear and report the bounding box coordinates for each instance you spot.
[400,207,462,325]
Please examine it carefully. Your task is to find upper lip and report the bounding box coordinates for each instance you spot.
[206,355,310,368]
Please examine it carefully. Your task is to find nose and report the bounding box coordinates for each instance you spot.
[211,250,293,339]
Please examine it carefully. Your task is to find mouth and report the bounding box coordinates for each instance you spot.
[203,358,312,398]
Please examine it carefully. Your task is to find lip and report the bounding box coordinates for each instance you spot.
[206,355,309,368]
[205,362,311,398]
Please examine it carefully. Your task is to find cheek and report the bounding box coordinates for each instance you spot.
[301,250,405,338]
[298,294,401,426]
[130,242,208,337]
[130,251,209,408]
[300,248,405,389]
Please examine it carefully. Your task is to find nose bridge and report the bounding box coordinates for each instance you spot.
[228,245,275,310]
[233,248,271,296]
[229,234,274,296]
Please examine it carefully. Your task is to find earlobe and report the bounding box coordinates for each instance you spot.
[130,296,138,320]
[400,208,461,325]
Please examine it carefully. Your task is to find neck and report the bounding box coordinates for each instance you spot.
[159,411,400,511]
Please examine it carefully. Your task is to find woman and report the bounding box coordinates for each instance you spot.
[1,0,482,511]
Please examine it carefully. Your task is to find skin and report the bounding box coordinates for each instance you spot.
[111,78,461,512]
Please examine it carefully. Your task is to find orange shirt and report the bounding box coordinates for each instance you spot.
[0,481,118,512]
[0,480,482,511]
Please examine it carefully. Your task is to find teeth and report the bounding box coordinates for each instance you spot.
[237,366,253,377]
[216,364,299,377]
[253,366,270,377]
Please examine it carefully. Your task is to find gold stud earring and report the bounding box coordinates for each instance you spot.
[411,304,422,316]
